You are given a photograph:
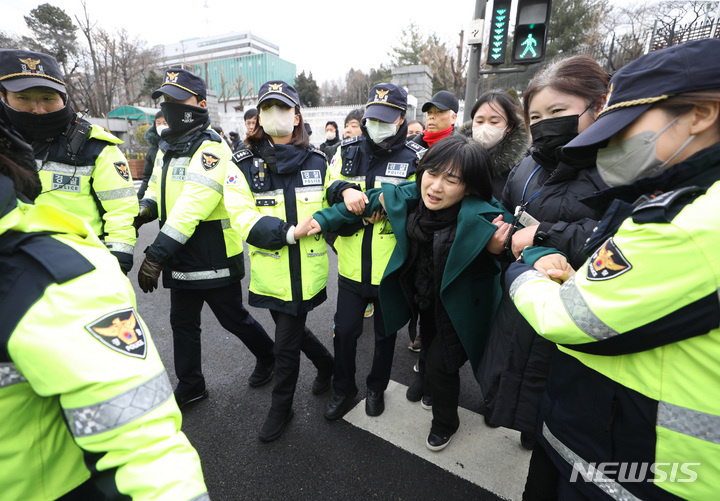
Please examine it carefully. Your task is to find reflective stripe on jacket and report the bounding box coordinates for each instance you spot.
[34,123,138,272]
[225,144,329,315]
[144,126,244,289]
[0,189,208,500]
[507,180,720,500]
[327,135,423,292]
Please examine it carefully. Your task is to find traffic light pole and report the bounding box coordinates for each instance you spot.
[463,0,487,122]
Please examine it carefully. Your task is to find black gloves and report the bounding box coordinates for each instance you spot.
[138,255,163,293]
[133,205,154,237]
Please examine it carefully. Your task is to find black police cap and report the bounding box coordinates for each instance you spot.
[364,83,407,123]
[0,49,66,94]
[566,38,720,152]
[257,81,300,108]
[152,68,207,101]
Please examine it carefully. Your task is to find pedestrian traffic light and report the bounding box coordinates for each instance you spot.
[511,0,552,65]
[487,0,512,65]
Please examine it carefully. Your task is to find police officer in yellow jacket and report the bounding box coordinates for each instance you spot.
[507,39,720,500]
[0,116,209,500]
[224,80,334,442]
[135,68,274,408]
[0,49,138,273]
[323,83,425,421]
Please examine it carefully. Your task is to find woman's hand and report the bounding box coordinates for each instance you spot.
[294,216,317,239]
[342,188,368,215]
[486,215,512,255]
[364,209,385,225]
[533,254,575,284]
[306,217,323,236]
[511,224,539,258]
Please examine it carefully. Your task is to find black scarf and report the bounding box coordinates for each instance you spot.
[1,100,74,142]
[160,101,209,145]
[406,201,460,243]
[405,202,460,311]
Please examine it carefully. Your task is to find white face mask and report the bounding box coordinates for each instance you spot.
[156,125,169,136]
[472,124,507,149]
[325,130,336,141]
[260,106,296,137]
[365,119,397,144]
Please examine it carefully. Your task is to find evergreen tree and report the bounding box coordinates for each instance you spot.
[21,3,78,74]
[295,71,321,108]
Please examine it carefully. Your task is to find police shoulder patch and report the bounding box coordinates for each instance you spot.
[85,308,147,359]
[587,237,632,281]
[632,186,705,224]
[405,140,426,161]
[310,148,327,161]
[114,161,130,181]
[232,149,253,164]
[200,151,220,170]
[341,135,361,147]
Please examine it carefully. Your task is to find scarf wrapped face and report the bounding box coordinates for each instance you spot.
[159,101,209,144]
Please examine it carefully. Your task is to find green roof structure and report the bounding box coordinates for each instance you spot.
[107,106,160,124]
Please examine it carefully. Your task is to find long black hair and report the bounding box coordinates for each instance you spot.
[415,134,493,201]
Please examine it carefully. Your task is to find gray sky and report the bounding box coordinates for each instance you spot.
[2,0,480,83]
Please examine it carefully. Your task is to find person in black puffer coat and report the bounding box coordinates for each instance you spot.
[137,110,166,199]
[476,55,610,456]
[459,91,530,199]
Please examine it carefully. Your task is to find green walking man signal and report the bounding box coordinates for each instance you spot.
[511,0,552,64]
[519,32,538,58]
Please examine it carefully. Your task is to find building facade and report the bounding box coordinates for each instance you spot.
[160,31,296,105]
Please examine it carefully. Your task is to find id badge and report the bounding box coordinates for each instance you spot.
[517,209,540,228]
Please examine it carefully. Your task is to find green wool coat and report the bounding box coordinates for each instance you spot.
[313,181,514,373]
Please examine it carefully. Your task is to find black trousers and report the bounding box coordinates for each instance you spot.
[420,307,461,437]
[269,310,334,412]
[170,283,274,392]
[332,286,397,396]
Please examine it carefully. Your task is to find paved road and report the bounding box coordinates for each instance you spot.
[131,209,531,501]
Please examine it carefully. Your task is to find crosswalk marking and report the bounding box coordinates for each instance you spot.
[344,380,531,501]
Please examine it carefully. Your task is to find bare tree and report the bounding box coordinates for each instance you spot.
[232,70,253,112]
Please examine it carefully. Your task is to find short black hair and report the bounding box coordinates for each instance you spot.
[325,120,339,133]
[415,134,493,201]
[244,108,258,120]
[344,108,364,126]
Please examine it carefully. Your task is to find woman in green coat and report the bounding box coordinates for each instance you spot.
[309,135,513,450]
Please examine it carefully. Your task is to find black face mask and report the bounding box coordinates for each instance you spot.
[1,100,74,142]
[160,101,209,144]
[529,114,579,158]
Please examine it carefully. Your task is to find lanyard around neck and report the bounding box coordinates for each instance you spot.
[521,165,542,208]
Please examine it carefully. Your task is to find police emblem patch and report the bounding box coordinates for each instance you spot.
[374,89,389,102]
[85,308,147,359]
[19,57,42,72]
[165,71,179,83]
[114,161,129,181]
[201,151,220,170]
[587,237,632,281]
